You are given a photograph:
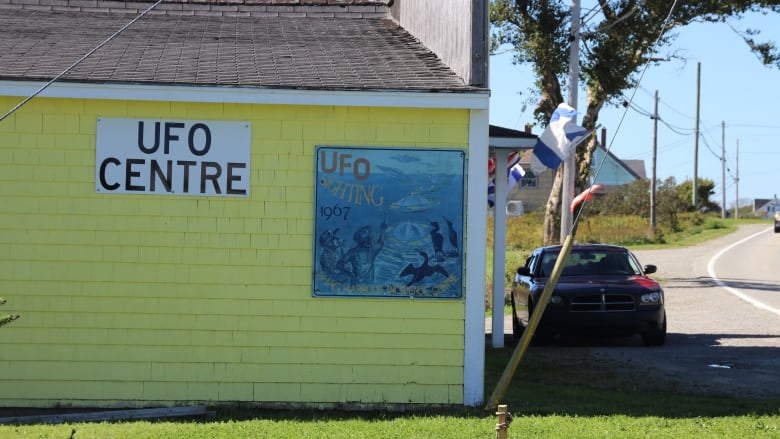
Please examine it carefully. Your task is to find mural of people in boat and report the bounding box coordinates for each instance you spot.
[313,146,465,298]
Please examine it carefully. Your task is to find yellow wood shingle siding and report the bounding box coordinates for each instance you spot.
[0,97,469,407]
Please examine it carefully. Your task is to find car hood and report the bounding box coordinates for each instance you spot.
[535,275,661,293]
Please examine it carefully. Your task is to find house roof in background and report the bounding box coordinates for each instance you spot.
[0,0,481,93]
[753,198,778,211]
[488,124,535,139]
[511,140,647,182]
[621,159,647,180]
[594,145,645,181]
[488,124,537,150]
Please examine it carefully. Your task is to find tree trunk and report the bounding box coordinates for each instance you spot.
[542,167,563,244]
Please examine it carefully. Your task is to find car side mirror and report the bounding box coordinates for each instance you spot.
[516,266,531,276]
[644,264,657,275]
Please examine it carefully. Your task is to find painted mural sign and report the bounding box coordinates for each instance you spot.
[95,118,250,196]
[313,146,465,299]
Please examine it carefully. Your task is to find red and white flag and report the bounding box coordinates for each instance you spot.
[488,152,525,208]
[570,184,603,212]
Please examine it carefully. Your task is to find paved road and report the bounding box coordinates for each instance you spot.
[491,224,780,399]
[625,223,780,398]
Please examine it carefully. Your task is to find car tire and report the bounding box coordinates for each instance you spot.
[641,311,667,346]
[527,300,553,345]
[510,294,525,339]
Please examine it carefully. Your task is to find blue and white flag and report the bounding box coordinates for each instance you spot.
[488,156,525,208]
[531,103,589,174]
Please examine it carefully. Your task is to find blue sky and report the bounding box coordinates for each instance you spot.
[488,8,780,208]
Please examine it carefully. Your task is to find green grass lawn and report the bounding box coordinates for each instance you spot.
[2,342,778,438]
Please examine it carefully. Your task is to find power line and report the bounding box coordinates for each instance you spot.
[622,97,696,135]
[0,0,165,124]
[698,132,724,162]
[658,119,694,136]
[622,95,744,194]
[625,101,653,118]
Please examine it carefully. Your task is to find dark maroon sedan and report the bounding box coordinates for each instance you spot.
[510,244,667,346]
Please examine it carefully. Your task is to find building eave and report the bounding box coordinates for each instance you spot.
[0,80,489,110]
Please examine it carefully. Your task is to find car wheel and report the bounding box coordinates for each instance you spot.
[775,224,780,233]
[510,294,524,339]
[527,300,552,345]
[641,311,667,346]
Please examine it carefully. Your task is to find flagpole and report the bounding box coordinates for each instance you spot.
[560,0,581,242]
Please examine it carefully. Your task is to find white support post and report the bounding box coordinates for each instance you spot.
[463,109,488,406]
[491,149,510,348]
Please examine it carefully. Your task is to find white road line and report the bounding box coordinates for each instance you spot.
[707,226,780,318]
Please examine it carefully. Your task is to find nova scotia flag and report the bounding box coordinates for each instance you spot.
[488,153,525,208]
[531,103,589,174]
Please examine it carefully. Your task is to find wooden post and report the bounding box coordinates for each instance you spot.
[485,234,575,409]
[495,404,509,439]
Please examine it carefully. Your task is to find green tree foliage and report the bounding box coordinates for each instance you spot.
[490,0,780,242]
[588,179,651,217]
[676,178,721,212]
[656,177,691,231]
[586,177,697,232]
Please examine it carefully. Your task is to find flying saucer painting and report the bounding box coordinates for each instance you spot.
[389,221,428,243]
[313,146,466,299]
[390,192,438,213]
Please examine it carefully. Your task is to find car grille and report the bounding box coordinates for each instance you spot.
[570,294,635,312]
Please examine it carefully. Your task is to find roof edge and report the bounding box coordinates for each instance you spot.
[0,80,489,110]
[0,0,391,18]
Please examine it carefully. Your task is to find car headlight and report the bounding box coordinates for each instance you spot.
[640,292,663,305]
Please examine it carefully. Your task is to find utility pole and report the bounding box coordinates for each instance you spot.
[734,139,740,219]
[650,90,658,230]
[560,0,581,242]
[693,62,701,209]
[721,121,726,219]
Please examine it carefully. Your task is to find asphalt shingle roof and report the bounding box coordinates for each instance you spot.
[0,5,478,92]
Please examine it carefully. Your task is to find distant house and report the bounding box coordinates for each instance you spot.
[495,127,646,213]
[589,144,647,190]
[754,197,779,218]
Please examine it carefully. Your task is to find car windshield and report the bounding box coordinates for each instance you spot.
[538,249,641,277]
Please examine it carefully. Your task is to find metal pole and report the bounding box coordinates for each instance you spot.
[735,139,739,219]
[651,90,658,230]
[560,0,581,242]
[721,121,726,219]
[693,62,701,209]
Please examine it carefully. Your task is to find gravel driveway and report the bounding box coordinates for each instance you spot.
[516,224,780,399]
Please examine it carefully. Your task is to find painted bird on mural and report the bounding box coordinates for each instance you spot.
[429,221,447,261]
[400,251,449,286]
[443,216,459,257]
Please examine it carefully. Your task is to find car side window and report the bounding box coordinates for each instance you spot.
[525,254,538,275]
[627,253,643,274]
[539,253,557,277]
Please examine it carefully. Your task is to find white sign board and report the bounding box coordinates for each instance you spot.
[96,118,250,197]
